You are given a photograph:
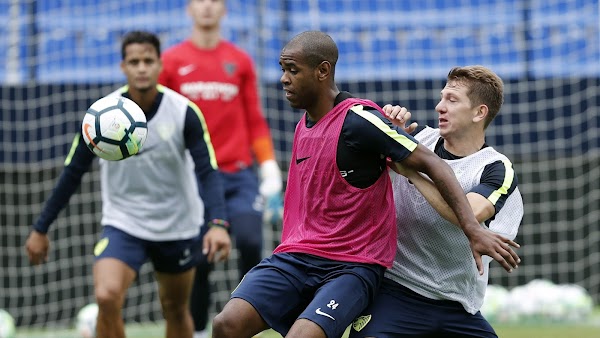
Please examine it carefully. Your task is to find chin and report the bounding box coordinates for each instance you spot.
[135,85,153,93]
[286,98,300,109]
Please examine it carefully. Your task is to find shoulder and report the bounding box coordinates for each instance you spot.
[158,84,185,99]
[344,105,417,146]
[220,40,251,58]
[158,85,194,108]
[103,86,127,98]
[482,147,514,166]
[479,151,519,184]
[161,41,188,59]
[346,104,386,126]
[412,126,440,146]
[411,125,431,137]
[220,41,255,67]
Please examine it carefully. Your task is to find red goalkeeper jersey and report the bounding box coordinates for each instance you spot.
[159,40,274,173]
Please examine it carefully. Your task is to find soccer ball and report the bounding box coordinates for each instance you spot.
[75,303,98,338]
[81,96,148,161]
[0,309,16,338]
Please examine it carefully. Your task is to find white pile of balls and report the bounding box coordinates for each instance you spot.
[0,309,16,338]
[481,279,595,324]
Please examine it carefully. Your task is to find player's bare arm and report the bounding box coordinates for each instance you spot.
[397,146,520,274]
[395,168,496,224]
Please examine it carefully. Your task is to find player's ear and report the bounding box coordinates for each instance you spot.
[474,104,488,123]
[316,61,331,81]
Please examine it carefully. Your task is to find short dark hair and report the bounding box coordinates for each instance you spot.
[121,31,161,60]
[285,31,338,69]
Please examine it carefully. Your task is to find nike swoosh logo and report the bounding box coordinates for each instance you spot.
[178,255,193,266]
[295,156,311,164]
[315,308,335,320]
[83,123,105,152]
[178,64,196,76]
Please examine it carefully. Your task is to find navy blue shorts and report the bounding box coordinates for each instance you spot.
[349,278,497,338]
[94,225,202,274]
[231,252,385,338]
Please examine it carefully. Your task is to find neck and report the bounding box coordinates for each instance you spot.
[127,87,158,113]
[442,132,486,157]
[190,26,221,49]
[306,87,340,123]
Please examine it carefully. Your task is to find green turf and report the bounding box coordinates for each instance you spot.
[14,307,600,337]
[494,324,600,338]
[15,324,600,338]
[259,325,600,338]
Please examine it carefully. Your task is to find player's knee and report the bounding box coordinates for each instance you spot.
[211,310,238,338]
[94,285,124,310]
[213,298,267,337]
[160,297,188,320]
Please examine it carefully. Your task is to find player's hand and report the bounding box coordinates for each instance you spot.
[467,226,520,275]
[382,104,418,134]
[203,227,231,263]
[25,230,50,265]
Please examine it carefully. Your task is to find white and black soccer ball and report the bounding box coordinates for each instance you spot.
[0,309,16,338]
[75,303,98,338]
[82,96,148,161]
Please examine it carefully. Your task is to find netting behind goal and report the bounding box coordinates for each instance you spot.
[1,0,599,329]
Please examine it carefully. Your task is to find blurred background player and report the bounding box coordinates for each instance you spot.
[350,66,524,337]
[25,30,231,338]
[158,0,283,336]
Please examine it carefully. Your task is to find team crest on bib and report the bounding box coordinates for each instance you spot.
[157,123,176,140]
[352,314,371,332]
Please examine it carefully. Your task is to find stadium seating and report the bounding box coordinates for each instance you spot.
[1,1,30,83]
[1,0,599,83]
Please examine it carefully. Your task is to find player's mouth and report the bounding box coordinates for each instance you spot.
[438,118,448,127]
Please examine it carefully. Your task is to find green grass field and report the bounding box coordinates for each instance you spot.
[16,322,600,338]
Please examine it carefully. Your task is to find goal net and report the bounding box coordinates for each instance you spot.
[1,0,599,329]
